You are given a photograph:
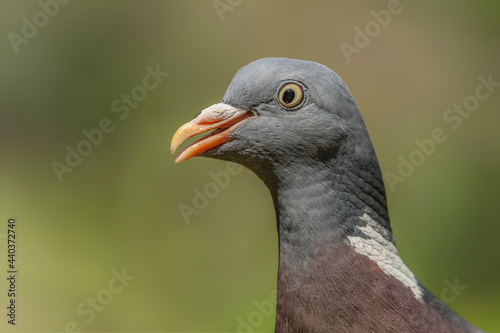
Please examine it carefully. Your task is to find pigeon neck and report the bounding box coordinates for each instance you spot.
[269,162,420,330]
[268,161,480,332]
[269,160,391,248]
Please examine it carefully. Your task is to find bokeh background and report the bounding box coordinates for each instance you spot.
[1,0,499,332]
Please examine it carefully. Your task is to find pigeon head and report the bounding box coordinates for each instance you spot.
[170,58,485,333]
[171,58,379,189]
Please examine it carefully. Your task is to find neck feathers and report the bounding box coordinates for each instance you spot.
[270,162,480,333]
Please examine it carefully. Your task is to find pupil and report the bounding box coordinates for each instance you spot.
[283,88,295,104]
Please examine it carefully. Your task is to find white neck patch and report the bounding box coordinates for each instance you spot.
[347,213,424,302]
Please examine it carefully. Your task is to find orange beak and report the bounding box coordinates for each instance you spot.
[170,103,255,163]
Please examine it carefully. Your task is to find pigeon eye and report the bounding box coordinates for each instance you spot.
[278,83,304,109]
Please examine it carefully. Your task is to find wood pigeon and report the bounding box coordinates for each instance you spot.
[170,57,484,332]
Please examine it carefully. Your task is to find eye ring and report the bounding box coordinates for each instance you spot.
[277,82,304,109]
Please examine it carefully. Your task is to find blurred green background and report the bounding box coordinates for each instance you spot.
[1,0,499,332]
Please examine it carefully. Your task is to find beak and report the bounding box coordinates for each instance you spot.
[170,103,255,163]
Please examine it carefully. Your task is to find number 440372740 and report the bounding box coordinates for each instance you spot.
[7,218,16,270]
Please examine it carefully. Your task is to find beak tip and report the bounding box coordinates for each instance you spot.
[173,154,189,163]
[170,131,186,155]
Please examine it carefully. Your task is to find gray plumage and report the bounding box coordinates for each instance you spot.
[181,58,484,332]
